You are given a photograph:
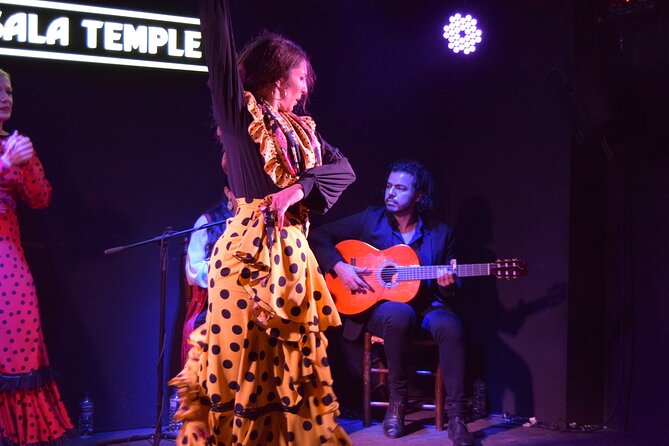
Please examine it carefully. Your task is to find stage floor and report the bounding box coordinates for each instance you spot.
[69,414,659,446]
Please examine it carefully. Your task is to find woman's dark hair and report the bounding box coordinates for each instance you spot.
[388,159,435,216]
[238,31,315,105]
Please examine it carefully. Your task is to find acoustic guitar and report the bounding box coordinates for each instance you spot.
[324,240,528,315]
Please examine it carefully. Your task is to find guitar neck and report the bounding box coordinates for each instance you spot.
[398,263,493,281]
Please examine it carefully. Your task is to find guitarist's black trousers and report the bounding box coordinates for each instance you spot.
[366,301,468,416]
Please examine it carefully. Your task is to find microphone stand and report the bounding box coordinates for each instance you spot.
[98,219,227,446]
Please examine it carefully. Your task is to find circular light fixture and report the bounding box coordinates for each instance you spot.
[443,13,483,55]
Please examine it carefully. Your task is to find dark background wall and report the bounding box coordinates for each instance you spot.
[565,1,669,439]
[3,0,668,442]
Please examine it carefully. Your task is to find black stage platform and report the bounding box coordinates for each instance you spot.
[68,414,660,446]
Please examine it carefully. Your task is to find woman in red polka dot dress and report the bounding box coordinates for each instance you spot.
[169,1,356,445]
[0,69,74,446]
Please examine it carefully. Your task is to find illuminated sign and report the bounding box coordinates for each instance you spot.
[0,0,206,72]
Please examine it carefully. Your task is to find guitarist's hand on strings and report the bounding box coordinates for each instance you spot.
[333,261,372,294]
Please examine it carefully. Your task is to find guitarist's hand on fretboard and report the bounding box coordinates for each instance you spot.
[333,261,373,294]
[436,260,457,288]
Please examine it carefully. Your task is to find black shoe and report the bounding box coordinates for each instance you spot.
[448,416,474,446]
[383,400,406,439]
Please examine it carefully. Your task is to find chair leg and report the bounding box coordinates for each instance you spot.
[363,333,444,430]
[435,363,444,430]
[363,332,372,427]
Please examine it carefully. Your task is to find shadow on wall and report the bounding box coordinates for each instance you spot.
[453,196,566,417]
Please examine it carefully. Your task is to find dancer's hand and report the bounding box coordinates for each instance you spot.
[269,184,304,229]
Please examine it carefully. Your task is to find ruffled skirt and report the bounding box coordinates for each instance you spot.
[169,198,350,445]
[0,378,74,446]
[0,209,74,446]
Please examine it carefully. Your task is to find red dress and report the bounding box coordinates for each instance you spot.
[0,139,74,446]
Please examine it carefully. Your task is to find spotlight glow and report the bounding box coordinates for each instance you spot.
[443,13,482,55]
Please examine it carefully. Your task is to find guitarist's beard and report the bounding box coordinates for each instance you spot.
[385,200,415,219]
[385,200,398,213]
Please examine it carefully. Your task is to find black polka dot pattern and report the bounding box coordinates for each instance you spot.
[0,145,74,444]
[168,198,350,446]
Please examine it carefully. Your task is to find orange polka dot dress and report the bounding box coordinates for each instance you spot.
[0,140,74,446]
[171,199,351,445]
[172,2,357,443]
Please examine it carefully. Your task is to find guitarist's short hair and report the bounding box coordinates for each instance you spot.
[388,159,435,216]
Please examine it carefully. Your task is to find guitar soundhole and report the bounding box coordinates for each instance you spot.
[380,265,399,288]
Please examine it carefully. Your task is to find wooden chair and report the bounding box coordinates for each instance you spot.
[362,331,445,430]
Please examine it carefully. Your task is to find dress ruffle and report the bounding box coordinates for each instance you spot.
[233,197,341,339]
[0,367,58,392]
[0,381,75,446]
[245,92,321,189]
[168,199,350,445]
[0,429,77,446]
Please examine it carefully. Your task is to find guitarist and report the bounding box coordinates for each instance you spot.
[310,159,474,445]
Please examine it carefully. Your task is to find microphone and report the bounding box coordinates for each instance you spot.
[104,246,125,255]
